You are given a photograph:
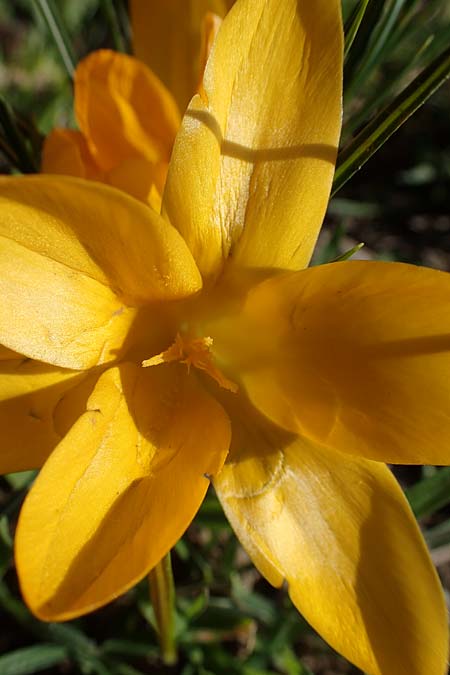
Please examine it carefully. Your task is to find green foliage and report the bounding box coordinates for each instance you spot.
[407,467,450,520]
[334,43,450,195]
[31,0,77,77]
[0,644,68,675]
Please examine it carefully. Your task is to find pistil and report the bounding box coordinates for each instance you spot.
[142,333,238,393]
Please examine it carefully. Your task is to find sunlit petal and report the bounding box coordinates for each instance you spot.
[0,176,202,367]
[16,363,230,620]
[163,0,342,280]
[0,237,135,369]
[221,261,450,464]
[197,12,223,96]
[215,409,448,675]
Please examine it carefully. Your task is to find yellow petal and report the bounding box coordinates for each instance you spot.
[42,110,166,208]
[0,175,200,302]
[52,368,102,439]
[75,50,180,174]
[130,0,233,113]
[215,412,448,675]
[0,175,202,367]
[106,156,165,210]
[0,236,134,370]
[0,358,85,473]
[197,12,223,96]
[41,129,103,181]
[221,260,450,465]
[0,346,23,360]
[16,363,231,620]
[163,0,343,280]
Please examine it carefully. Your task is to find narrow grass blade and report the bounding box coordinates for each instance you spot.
[344,0,372,62]
[382,0,442,63]
[31,0,76,78]
[333,44,450,195]
[344,0,385,91]
[405,467,450,519]
[0,98,38,173]
[426,519,450,550]
[0,645,68,675]
[332,243,365,262]
[115,0,132,46]
[99,0,127,52]
[346,0,408,100]
[343,34,434,141]
[0,136,20,169]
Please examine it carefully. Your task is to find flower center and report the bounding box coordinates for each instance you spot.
[142,332,238,393]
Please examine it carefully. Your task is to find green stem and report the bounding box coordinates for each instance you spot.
[148,553,177,666]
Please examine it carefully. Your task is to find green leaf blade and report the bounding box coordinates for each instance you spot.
[406,467,450,519]
[31,0,76,78]
[333,43,450,195]
[0,645,68,675]
[344,0,372,62]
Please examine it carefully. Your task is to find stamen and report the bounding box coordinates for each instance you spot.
[143,333,238,393]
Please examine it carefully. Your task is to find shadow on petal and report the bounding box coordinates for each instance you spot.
[356,482,448,675]
[0,359,87,473]
[186,108,337,165]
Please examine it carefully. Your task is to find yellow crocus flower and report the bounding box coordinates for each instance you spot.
[42,0,233,210]
[0,2,448,674]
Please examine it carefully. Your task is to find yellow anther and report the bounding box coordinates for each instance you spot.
[143,333,238,393]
